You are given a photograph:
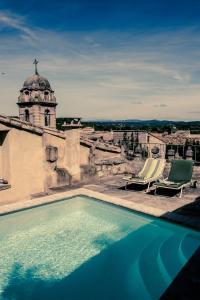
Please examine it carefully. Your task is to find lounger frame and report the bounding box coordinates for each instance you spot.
[123,158,165,193]
[154,180,192,198]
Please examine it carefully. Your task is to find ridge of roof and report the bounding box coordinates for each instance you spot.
[0,114,65,138]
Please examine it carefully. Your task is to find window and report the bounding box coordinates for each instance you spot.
[44,91,49,101]
[24,90,29,96]
[46,146,58,162]
[44,109,50,126]
[25,109,30,122]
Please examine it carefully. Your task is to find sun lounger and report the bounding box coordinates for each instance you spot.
[153,159,194,198]
[123,158,165,192]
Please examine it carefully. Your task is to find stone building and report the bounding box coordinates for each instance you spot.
[113,130,166,158]
[17,59,57,129]
[0,61,123,204]
[113,130,147,144]
[0,61,81,203]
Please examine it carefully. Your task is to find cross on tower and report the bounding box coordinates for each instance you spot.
[33,59,39,75]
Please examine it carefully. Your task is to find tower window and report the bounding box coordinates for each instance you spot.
[44,109,50,126]
[25,109,30,122]
[44,91,49,101]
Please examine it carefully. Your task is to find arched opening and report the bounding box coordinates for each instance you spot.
[24,109,30,122]
[44,91,49,101]
[44,109,50,126]
[24,90,30,96]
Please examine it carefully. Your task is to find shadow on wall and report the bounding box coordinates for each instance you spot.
[54,167,72,186]
[1,220,200,300]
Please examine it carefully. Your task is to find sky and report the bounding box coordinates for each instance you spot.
[1,0,200,120]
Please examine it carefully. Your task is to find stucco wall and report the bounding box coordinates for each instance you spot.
[42,132,67,188]
[80,145,90,165]
[0,131,10,181]
[0,128,45,203]
[64,129,81,181]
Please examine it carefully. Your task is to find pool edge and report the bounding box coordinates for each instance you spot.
[0,188,199,232]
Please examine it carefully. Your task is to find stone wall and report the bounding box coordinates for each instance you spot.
[95,148,121,159]
[113,130,148,144]
[94,158,139,178]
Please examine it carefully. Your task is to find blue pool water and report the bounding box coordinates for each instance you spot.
[0,196,200,300]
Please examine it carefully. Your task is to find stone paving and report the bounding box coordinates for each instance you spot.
[82,175,200,230]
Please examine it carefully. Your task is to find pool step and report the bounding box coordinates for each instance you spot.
[180,234,200,260]
[138,235,172,300]
[123,230,161,300]
[159,234,190,279]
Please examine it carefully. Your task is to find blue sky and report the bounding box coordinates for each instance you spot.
[1,0,200,120]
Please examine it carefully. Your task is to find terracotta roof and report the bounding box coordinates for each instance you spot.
[148,132,166,143]
[149,131,191,145]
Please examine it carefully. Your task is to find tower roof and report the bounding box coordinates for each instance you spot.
[22,74,52,91]
[21,59,53,91]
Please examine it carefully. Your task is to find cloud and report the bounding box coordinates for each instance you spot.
[0,11,200,120]
[0,11,37,42]
[130,101,143,105]
[188,111,200,114]
[153,104,168,107]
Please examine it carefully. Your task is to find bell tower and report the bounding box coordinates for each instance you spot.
[17,59,57,128]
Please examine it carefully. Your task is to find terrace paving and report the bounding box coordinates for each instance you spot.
[82,175,200,231]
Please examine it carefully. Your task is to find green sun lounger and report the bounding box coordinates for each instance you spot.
[153,159,194,198]
[123,158,165,192]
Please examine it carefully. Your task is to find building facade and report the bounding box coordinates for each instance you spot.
[0,61,123,204]
[17,60,57,128]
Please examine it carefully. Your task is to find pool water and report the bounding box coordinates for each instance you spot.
[0,196,200,300]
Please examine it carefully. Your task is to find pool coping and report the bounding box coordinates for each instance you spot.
[0,188,199,231]
[0,188,164,216]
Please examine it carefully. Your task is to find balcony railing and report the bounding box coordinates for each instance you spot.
[120,141,200,164]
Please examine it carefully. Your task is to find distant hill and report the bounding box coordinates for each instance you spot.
[56,117,200,133]
[79,119,200,133]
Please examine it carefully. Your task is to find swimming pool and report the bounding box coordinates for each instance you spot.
[0,195,199,300]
